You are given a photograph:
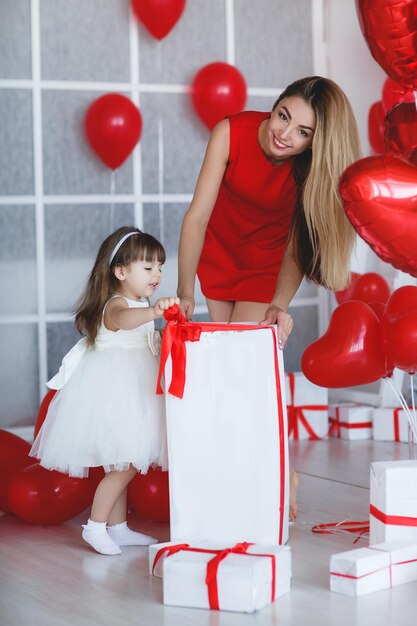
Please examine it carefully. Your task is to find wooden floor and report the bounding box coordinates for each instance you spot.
[1,439,416,626]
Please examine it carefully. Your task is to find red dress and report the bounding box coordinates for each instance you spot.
[197,111,298,303]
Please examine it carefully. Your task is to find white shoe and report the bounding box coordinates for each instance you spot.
[107,522,157,547]
[82,524,122,556]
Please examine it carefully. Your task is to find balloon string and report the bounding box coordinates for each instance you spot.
[414,90,417,113]
[410,375,417,458]
[110,170,116,232]
[158,119,165,244]
[384,376,417,440]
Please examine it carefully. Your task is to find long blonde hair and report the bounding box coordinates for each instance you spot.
[75,226,165,346]
[274,77,361,290]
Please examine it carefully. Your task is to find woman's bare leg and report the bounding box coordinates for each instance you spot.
[206,298,234,322]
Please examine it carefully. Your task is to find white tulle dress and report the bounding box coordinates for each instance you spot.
[30,296,167,478]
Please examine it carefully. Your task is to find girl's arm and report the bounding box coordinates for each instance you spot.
[177,118,230,319]
[260,235,304,346]
[104,297,179,331]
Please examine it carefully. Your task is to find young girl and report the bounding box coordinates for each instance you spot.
[30,226,179,555]
[176,76,362,518]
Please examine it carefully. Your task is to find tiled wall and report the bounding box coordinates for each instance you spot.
[0,0,320,427]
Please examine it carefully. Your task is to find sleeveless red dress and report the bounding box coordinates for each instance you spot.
[197,111,298,303]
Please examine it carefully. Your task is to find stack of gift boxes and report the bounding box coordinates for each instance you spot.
[150,320,292,612]
[330,460,417,595]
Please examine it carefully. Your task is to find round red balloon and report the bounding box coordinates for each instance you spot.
[34,389,57,439]
[0,430,34,513]
[384,314,417,374]
[356,0,417,90]
[334,272,361,304]
[131,0,186,40]
[85,94,142,170]
[128,467,169,522]
[339,154,417,277]
[381,77,415,113]
[191,62,247,131]
[368,101,386,154]
[349,272,391,304]
[301,301,387,388]
[7,464,98,525]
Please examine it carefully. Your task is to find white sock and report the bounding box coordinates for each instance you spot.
[81,519,122,556]
[107,521,157,547]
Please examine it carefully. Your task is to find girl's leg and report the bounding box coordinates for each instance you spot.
[107,485,157,547]
[205,298,234,322]
[231,301,300,521]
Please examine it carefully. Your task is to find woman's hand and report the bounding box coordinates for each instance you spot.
[153,297,180,318]
[260,305,294,349]
[178,295,195,321]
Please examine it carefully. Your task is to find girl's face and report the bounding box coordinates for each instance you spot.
[262,95,316,163]
[117,255,162,300]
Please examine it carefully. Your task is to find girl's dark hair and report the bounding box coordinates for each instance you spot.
[75,226,165,346]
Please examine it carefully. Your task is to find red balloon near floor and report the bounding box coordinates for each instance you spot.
[0,430,34,513]
[34,389,57,439]
[7,464,98,525]
[128,467,169,522]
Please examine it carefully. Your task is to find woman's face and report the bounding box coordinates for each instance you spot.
[263,95,316,163]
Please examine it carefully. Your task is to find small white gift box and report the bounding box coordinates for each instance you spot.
[158,314,289,545]
[370,461,417,544]
[328,403,373,440]
[330,540,417,596]
[149,541,291,612]
[372,407,409,442]
[285,372,328,440]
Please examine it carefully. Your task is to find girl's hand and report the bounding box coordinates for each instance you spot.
[260,305,294,349]
[153,297,180,318]
[179,295,195,321]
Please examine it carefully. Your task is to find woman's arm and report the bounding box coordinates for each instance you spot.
[104,296,179,331]
[260,236,304,346]
[177,118,230,319]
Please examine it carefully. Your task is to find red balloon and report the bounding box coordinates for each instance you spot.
[131,0,186,40]
[384,315,417,374]
[128,467,169,522]
[85,94,142,170]
[339,154,417,277]
[385,101,417,166]
[0,430,34,513]
[349,272,391,304]
[368,101,386,154]
[7,464,98,525]
[301,301,387,388]
[334,272,361,304]
[356,0,417,90]
[381,77,415,113]
[383,285,417,322]
[34,389,57,439]
[368,301,386,321]
[191,62,247,131]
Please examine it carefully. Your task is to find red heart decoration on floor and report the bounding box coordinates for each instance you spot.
[301,301,386,388]
[385,102,417,165]
[356,0,417,90]
[339,155,417,277]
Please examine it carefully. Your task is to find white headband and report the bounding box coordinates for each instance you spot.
[109,231,139,265]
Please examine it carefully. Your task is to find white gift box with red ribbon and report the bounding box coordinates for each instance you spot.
[328,403,373,440]
[157,310,289,546]
[285,372,328,440]
[370,461,417,544]
[372,408,409,442]
[330,540,417,596]
[149,541,291,612]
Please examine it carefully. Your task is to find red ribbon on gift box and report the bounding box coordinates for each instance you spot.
[286,372,328,440]
[152,542,278,609]
[370,504,417,527]
[328,406,373,438]
[155,305,287,543]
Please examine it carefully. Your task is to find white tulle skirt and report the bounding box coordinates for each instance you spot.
[30,345,167,478]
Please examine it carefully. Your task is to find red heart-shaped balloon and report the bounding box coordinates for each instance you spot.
[131,0,186,40]
[356,0,417,90]
[349,272,391,304]
[301,301,386,388]
[368,101,386,154]
[339,155,417,277]
[385,102,417,166]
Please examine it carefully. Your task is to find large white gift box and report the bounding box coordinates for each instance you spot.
[370,461,417,544]
[330,540,417,596]
[285,372,328,440]
[158,314,289,545]
[149,541,291,612]
[372,407,409,442]
[328,403,373,440]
